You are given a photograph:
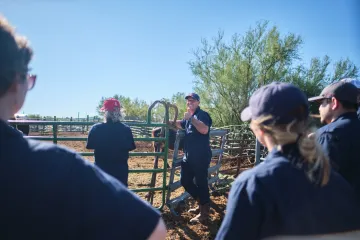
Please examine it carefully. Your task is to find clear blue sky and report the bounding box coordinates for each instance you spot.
[1,0,359,118]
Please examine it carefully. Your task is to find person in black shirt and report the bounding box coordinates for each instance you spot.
[309,81,360,201]
[86,98,136,187]
[171,93,212,223]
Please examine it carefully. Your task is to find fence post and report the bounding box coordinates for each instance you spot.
[255,138,261,165]
[86,115,89,131]
[70,117,72,132]
[53,116,57,144]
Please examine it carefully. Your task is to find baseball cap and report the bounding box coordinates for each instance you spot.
[100,98,121,112]
[340,78,360,89]
[241,82,309,124]
[308,81,358,104]
[185,93,200,101]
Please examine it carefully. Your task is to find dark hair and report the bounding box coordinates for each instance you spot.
[0,15,33,97]
[339,100,358,111]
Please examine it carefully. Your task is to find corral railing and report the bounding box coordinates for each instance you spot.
[8,100,173,211]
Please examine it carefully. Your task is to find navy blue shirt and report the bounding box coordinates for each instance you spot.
[86,122,136,166]
[316,112,360,200]
[216,144,360,240]
[180,107,212,162]
[357,107,360,120]
[0,120,160,239]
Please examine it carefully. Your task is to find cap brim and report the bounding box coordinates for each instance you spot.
[308,96,324,102]
[240,107,252,122]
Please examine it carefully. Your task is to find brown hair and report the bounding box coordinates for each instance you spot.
[0,15,33,97]
[251,116,330,186]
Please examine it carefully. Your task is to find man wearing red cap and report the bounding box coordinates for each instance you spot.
[86,98,136,187]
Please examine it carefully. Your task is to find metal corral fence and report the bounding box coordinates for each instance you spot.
[10,110,267,212]
[9,101,174,211]
[13,116,268,165]
[25,116,152,136]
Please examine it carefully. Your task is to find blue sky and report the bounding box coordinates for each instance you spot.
[1,0,359,118]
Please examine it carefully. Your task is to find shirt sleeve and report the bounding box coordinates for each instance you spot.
[197,111,212,127]
[317,132,342,171]
[66,153,161,239]
[86,125,97,149]
[127,128,136,151]
[215,174,264,240]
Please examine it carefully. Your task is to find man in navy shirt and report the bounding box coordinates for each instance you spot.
[86,98,136,187]
[309,81,360,201]
[171,93,212,223]
[0,15,166,239]
[216,82,360,239]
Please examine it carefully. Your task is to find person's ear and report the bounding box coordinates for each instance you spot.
[331,97,340,110]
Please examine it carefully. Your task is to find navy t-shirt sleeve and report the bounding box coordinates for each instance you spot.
[67,153,161,239]
[215,174,264,240]
[197,111,212,127]
[86,125,97,149]
[317,132,342,171]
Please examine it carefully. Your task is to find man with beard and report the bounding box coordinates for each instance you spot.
[170,93,212,223]
[308,81,360,201]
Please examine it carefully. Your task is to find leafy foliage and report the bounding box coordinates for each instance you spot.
[96,20,358,126]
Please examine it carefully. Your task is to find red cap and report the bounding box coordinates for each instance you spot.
[100,98,121,111]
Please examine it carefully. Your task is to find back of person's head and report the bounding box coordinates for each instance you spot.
[0,15,34,121]
[241,82,330,186]
[100,98,124,123]
[340,78,360,104]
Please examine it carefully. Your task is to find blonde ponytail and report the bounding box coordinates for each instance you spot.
[252,116,330,186]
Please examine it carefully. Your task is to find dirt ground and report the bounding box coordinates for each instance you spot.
[31,131,250,240]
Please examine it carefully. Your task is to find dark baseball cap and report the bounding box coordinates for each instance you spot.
[308,81,358,104]
[241,82,309,124]
[185,93,200,101]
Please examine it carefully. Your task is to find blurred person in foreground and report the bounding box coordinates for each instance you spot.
[216,82,360,240]
[86,98,136,187]
[0,15,166,240]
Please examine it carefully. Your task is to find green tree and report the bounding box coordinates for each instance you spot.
[188,20,359,126]
[96,95,149,121]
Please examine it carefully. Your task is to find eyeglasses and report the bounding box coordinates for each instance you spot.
[27,74,37,90]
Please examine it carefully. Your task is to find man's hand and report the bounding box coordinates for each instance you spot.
[184,111,192,120]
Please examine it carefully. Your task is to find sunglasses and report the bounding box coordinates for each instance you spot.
[26,74,37,90]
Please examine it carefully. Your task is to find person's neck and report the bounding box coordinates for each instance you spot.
[330,109,355,123]
[263,136,276,152]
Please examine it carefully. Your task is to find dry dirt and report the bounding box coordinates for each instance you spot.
[30,131,250,240]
